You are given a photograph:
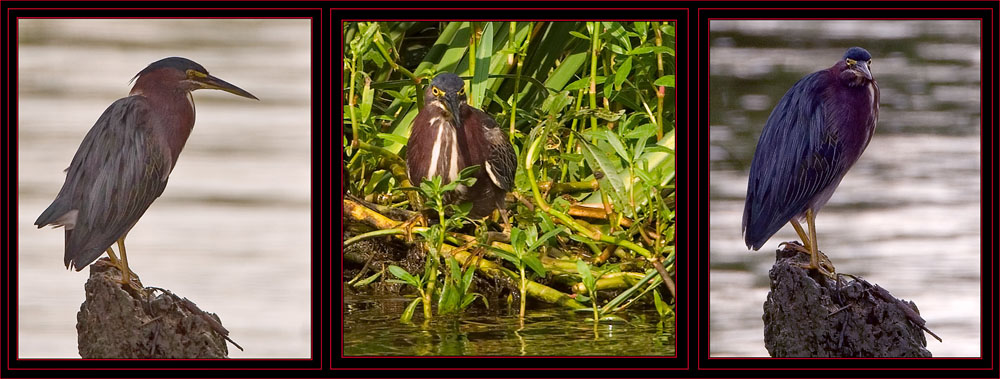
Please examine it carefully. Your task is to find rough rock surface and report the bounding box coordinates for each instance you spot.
[76,259,237,358]
[762,244,934,357]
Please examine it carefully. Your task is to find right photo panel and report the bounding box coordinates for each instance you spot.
[707,19,982,358]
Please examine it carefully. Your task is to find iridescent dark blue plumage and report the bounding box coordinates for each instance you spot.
[742,47,879,277]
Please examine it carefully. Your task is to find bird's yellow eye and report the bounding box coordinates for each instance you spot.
[457,87,465,96]
[867,60,873,65]
[186,69,208,79]
[846,58,856,66]
[432,86,442,96]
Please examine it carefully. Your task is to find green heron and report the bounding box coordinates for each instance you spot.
[406,73,516,221]
[35,57,258,285]
[742,47,879,278]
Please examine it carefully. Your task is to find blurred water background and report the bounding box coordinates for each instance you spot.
[17,19,312,358]
[708,20,981,357]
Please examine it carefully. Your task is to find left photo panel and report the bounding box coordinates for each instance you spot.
[17,18,312,359]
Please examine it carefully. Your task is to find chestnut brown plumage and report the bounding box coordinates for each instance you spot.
[406,73,515,219]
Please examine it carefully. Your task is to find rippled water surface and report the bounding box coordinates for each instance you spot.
[708,20,981,357]
[17,19,312,358]
[344,295,675,356]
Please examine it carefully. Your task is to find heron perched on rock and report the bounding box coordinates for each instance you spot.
[35,57,258,286]
[742,47,879,278]
[406,73,516,223]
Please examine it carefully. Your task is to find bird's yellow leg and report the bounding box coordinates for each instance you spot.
[105,247,121,266]
[790,220,812,248]
[117,237,131,284]
[114,234,142,287]
[780,219,814,256]
[497,208,512,235]
[800,209,836,278]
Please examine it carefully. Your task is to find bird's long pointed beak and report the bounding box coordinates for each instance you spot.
[855,61,873,81]
[199,74,259,100]
[445,94,462,128]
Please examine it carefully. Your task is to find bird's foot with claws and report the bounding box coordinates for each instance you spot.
[95,258,146,294]
[398,213,427,243]
[779,241,837,279]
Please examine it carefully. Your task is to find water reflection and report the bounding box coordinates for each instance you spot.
[708,20,981,357]
[344,295,675,356]
[17,19,312,358]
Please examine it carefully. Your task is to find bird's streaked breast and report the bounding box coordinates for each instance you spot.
[426,116,445,179]
[424,116,459,182]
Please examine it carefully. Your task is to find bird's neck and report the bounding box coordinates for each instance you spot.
[136,89,196,169]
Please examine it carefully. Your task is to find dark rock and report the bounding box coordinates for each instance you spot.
[76,259,236,358]
[762,245,933,357]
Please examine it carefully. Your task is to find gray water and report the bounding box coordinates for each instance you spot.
[17,19,312,358]
[708,20,981,357]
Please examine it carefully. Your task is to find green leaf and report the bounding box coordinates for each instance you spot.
[564,76,605,91]
[492,249,521,268]
[568,30,590,40]
[633,22,648,37]
[654,75,675,88]
[527,225,567,252]
[382,89,409,102]
[605,129,630,163]
[633,137,647,163]
[540,91,574,117]
[522,255,546,277]
[591,108,626,122]
[352,270,383,287]
[460,263,476,293]
[400,297,421,323]
[613,57,632,91]
[624,123,657,141]
[438,278,459,314]
[472,22,493,108]
[646,145,675,155]
[460,293,476,310]
[360,77,374,122]
[388,265,419,287]
[560,153,584,162]
[630,46,674,56]
[448,257,461,280]
[576,259,593,288]
[376,133,408,146]
[653,288,667,317]
[510,227,526,255]
[576,134,627,209]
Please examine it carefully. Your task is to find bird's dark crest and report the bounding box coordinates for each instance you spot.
[430,73,465,92]
[842,47,872,61]
[131,57,207,84]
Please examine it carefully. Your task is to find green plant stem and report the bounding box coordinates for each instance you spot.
[588,22,600,133]
[343,228,403,247]
[525,134,653,259]
[654,21,665,140]
[589,286,599,321]
[469,21,477,95]
[509,22,517,141]
[560,87,586,183]
[371,28,421,108]
[423,261,437,320]
[348,54,359,146]
[519,265,527,319]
